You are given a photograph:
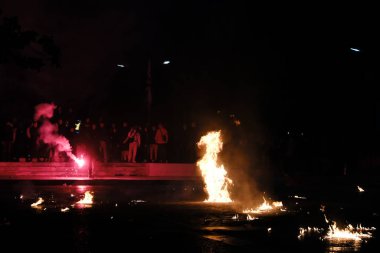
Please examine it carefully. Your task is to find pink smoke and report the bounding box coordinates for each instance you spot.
[38,121,72,153]
[34,103,56,121]
[34,103,81,165]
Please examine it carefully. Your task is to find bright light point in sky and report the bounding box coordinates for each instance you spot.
[117,64,125,68]
[350,48,360,52]
[163,60,170,65]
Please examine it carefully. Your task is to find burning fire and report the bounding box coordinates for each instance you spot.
[31,197,44,207]
[243,197,284,214]
[76,191,93,205]
[61,207,70,212]
[325,221,374,241]
[197,131,233,203]
[323,214,375,241]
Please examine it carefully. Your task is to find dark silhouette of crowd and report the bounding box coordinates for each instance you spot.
[0,106,199,163]
[2,105,373,179]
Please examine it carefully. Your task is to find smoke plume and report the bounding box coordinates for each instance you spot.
[34,103,76,161]
[34,103,57,121]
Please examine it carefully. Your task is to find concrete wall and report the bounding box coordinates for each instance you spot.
[0,162,200,180]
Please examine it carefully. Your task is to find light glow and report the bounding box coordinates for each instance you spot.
[350,47,360,52]
[357,185,365,192]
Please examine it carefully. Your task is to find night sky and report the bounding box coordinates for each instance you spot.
[1,1,380,139]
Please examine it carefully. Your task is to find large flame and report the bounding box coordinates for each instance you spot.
[197,131,232,203]
[76,191,93,205]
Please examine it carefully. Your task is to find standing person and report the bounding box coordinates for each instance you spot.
[149,125,157,162]
[120,121,129,162]
[77,117,91,158]
[89,123,99,161]
[140,126,150,162]
[0,119,16,161]
[26,121,39,161]
[14,120,28,161]
[123,126,140,163]
[155,123,168,162]
[98,122,109,163]
[109,123,119,162]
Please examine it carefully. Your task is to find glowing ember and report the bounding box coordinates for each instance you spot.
[291,195,307,199]
[130,200,145,203]
[31,197,44,207]
[197,131,233,203]
[61,207,70,212]
[232,214,239,220]
[357,185,365,192]
[76,191,93,205]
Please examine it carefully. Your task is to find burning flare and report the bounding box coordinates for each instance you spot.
[76,191,93,205]
[197,131,232,203]
[71,154,85,168]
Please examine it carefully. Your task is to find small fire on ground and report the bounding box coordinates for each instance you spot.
[299,215,376,242]
[242,197,284,214]
[325,221,375,241]
[75,191,94,206]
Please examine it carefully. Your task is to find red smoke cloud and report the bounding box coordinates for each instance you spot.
[38,121,72,153]
[34,103,57,121]
[34,103,79,163]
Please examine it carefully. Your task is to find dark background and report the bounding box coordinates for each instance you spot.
[1,1,380,175]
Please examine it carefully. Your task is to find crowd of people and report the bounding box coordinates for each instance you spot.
[0,107,199,163]
[1,106,364,177]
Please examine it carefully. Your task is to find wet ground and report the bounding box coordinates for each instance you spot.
[0,178,379,252]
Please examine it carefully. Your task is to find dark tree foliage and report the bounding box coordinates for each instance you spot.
[0,10,60,70]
